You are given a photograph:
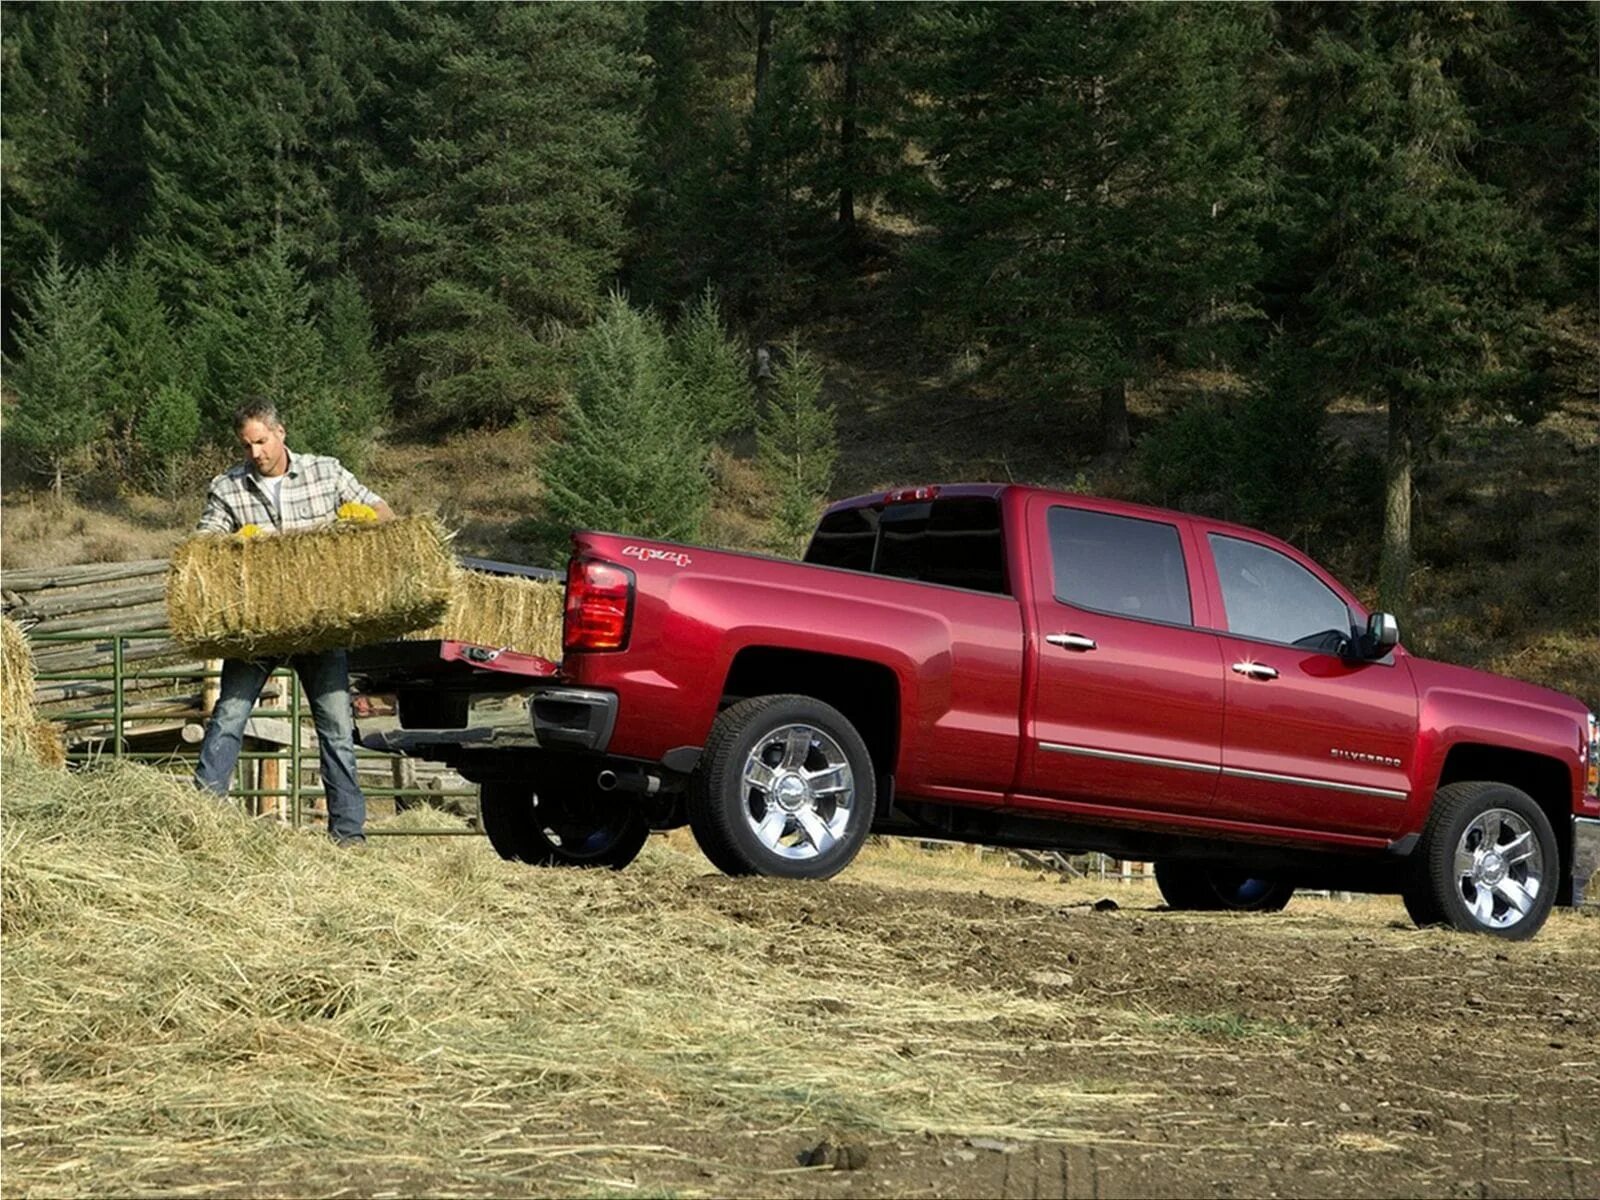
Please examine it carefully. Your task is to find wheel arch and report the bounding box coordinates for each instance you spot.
[1435,742,1573,901]
[721,646,900,784]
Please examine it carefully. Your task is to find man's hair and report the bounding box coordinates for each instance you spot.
[233,398,284,432]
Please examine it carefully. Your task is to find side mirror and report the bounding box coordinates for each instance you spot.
[1365,611,1400,658]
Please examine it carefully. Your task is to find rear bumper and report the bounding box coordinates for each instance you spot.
[1571,816,1600,907]
[530,687,618,753]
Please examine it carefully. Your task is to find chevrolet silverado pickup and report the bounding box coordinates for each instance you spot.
[352,484,1600,940]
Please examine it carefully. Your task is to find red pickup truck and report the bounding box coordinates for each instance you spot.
[354,484,1599,941]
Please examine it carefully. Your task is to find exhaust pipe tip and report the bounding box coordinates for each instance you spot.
[597,769,618,792]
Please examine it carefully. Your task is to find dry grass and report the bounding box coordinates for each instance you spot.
[1,616,65,768]
[409,569,565,660]
[165,516,456,659]
[1,758,1150,1197]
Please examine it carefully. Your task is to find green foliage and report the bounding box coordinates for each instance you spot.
[371,3,643,427]
[540,295,710,553]
[199,235,335,452]
[756,340,836,558]
[1137,350,1336,541]
[1276,6,1544,612]
[4,246,110,495]
[139,382,202,496]
[902,4,1267,447]
[100,251,187,467]
[672,285,753,438]
[321,272,388,470]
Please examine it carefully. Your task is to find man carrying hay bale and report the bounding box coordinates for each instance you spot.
[190,400,395,845]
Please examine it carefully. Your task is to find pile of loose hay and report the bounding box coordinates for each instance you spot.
[409,569,565,660]
[165,516,455,659]
[1,616,65,768]
[1,757,1139,1196]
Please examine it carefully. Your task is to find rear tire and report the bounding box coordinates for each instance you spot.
[479,779,648,870]
[689,694,875,879]
[1409,781,1556,940]
[1155,860,1294,912]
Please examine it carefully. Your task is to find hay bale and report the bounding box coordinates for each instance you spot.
[1,615,66,768]
[166,516,456,660]
[410,570,565,661]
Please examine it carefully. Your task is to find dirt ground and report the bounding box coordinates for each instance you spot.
[16,844,1592,1200]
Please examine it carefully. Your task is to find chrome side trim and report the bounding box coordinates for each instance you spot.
[1037,741,1409,800]
[1038,742,1218,775]
[1219,765,1408,801]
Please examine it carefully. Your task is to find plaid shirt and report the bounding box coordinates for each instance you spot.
[196,450,384,534]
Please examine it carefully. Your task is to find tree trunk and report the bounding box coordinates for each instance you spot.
[753,3,773,113]
[837,25,859,238]
[1099,380,1130,455]
[1378,396,1414,618]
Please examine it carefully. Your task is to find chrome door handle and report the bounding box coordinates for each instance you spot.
[1046,633,1098,652]
[1231,661,1279,680]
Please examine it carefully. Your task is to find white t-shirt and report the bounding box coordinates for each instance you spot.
[255,471,286,514]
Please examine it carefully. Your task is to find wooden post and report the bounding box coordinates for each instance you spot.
[201,658,223,715]
[260,754,282,820]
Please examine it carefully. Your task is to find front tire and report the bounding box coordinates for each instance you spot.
[1410,781,1556,940]
[479,780,648,870]
[689,694,876,879]
[1155,860,1295,912]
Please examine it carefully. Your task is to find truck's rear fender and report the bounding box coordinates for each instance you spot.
[722,646,900,787]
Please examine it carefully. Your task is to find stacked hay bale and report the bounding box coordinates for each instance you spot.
[410,569,566,661]
[1,616,67,768]
[166,515,456,659]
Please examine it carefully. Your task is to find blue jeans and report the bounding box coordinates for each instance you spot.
[194,649,367,843]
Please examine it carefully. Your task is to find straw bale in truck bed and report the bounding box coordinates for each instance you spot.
[165,516,455,660]
[409,569,564,661]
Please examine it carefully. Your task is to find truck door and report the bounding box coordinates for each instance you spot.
[1202,532,1417,837]
[1019,498,1225,814]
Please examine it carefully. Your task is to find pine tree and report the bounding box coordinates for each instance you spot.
[139,3,348,318]
[370,3,644,427]
[139,381,202,496]
[672,285,753,438]
[200,234,333,451]
[321,272,388,469]
[101,250,185,470]
[757,340,836,558]
[1277,6,1543,617]
[904,4,1267,452]
[4,246,110,497]
[541,295,710,552]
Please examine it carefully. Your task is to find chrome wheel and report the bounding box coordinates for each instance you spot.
[1453,807,1543,931]
[738,723,855,862]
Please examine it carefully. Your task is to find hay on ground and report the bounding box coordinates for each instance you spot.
[1,615,65,768]
[166,515,456,660]
[408,569,565,661]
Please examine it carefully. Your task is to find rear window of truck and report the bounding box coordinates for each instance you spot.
[806,497,1009,595]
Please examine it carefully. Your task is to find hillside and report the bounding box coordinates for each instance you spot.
[3,304,1595,709]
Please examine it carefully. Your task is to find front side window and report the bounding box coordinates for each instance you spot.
[1048,507,1192,625]
[1209,534,1353,651]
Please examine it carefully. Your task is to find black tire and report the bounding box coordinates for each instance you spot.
[688,694,876,879]
[479,780,648,870]
[1155,860,1295,913]
[1409,781,1557,940]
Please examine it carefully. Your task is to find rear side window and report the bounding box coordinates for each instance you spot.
[1209,534,1353,650]
[805,497,1009,595]
[1048,507,1192,625]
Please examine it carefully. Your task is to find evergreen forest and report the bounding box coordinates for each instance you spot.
[1,2,1595,636]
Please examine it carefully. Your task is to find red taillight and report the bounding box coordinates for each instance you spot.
[885,485,940,504]
[564,558,635,653]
